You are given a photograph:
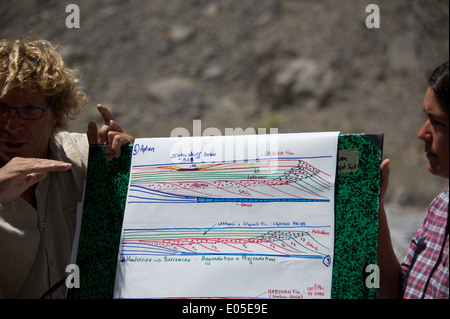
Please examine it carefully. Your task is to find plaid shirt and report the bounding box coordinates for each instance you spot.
[400,186,449,299]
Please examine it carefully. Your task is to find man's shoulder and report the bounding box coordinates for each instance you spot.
[53,131,87,144]
[51,131,89,164]
[430,186,449,211]
[421,186,449,233]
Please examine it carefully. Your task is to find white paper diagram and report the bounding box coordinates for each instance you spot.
[114,132,339,299]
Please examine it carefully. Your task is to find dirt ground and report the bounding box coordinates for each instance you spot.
[384,203,428,262]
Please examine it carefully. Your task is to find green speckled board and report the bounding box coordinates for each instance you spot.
[70,144,132,299]
[71,133,382,299]
[332,133,383,299]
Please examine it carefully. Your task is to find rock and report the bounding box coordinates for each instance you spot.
[275,58,321,96]
[257,57,332,109]
[146,76,204,118]
[387,33,420,72]
[167,25,194,43]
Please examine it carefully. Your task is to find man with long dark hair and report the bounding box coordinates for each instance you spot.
[378,61,449,298]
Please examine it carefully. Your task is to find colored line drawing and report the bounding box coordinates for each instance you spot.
[127,157,333,204]
[119,225,332,266]
[115,134,339,299]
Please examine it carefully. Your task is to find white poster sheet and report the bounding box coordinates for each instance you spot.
[114,132,339,298]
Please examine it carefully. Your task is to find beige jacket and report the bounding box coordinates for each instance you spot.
[0,132,88,298]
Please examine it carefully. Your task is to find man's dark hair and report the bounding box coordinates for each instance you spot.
[428,60,449,107]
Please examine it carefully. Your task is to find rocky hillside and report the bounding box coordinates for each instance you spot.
[1,0,449,208]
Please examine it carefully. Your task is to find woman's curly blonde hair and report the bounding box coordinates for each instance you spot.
[0,39,87,135]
